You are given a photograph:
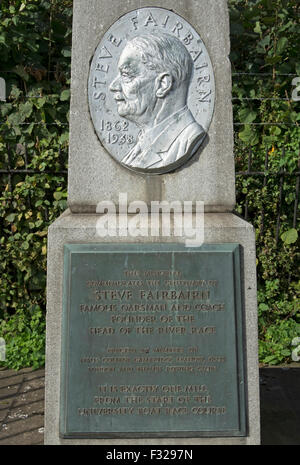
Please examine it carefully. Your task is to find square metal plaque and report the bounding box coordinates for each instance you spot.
[60,243,247,438]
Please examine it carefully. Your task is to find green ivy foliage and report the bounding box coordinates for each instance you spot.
[230,0,300,364]
[0,0,299,369]
[230,0,300,149]
[0,0,72,369]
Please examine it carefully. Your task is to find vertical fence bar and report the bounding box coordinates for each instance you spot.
[59,146,64,171]
[24,143,32,210]
[6,144,13,236]
[244,147,252,221]
[48,0,54,81]
[293,153,300,230]
[6,144,12,196]
[275,147,285,246]
[260,148,269,235]
[23,143,28,169]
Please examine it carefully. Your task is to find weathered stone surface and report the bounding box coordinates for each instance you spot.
[45,211,260,445]
[67,0,235,212]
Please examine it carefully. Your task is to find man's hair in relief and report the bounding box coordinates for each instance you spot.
[128,32,194,90]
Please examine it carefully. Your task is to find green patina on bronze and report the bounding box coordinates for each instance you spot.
[60,243,247,438]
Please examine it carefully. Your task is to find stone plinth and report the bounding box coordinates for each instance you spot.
[45,211,260,445]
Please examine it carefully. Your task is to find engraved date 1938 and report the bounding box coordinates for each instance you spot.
[99,119,135,145]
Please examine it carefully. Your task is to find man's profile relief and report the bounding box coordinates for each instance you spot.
[109,33,206,173]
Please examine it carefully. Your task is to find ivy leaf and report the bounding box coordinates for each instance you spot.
[0,33,7,46]
[5,213,16,222]
[269,126,281,136]
[0,102,13,117]
[277,37,288,54]
[24,122,35,135]
[256,35,270,53]
[7,112,23,126]
[263,355,277,364]
[22,241,30,251]
[238,108,257,124]
[59,132,69,144]
[265,56,282,65]
[238,125,259,146]
[19,101,33,120]
[53,191,63,200]
[60,89,70,101]
[261,16,276,25]
[35,231,48,237]
[34,97,46,109]
[61,48,71,57]
[259,303,269,312]
[45,107,56,120]
[254,21,262,36]
[13,65,29,82]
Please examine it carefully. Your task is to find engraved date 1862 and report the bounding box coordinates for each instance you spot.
[100,119,135,145]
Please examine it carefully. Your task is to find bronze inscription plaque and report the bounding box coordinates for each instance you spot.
[60,243,247,438]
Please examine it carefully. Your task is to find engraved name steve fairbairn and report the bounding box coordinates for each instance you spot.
[88,7,215,174]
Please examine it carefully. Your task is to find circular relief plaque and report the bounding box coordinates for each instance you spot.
[88,7,215,174]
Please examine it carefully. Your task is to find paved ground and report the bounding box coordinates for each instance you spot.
[0,367,44,445]
[260,366,300,445]
[0,366,299,445]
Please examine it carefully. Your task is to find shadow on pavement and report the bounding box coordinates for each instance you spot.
[0,366,299,445]
[260,367,300,445]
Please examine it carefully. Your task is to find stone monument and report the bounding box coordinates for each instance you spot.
[45,0,260,445]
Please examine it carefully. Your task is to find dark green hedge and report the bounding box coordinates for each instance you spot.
[0,0,71,369]
[230,0,300,364]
